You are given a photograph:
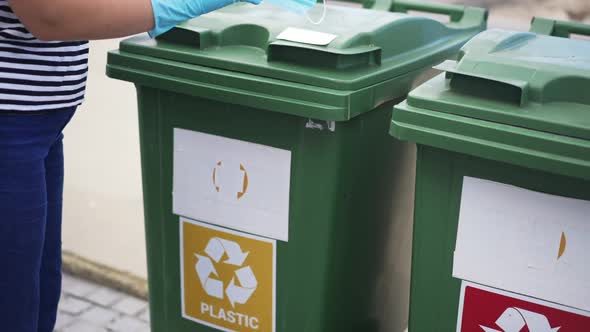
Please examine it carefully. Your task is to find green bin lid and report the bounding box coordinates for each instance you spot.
[391,18,590,180]
[107,2,486,121]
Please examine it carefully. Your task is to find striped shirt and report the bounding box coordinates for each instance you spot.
[0,1,88,112]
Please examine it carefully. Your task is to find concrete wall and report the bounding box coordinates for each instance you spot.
[62,39,147,279]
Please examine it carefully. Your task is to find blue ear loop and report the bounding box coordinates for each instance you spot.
[266,0,327,25]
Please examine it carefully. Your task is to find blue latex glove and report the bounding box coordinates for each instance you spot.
[266,0,315,15]
[150,0,261,37]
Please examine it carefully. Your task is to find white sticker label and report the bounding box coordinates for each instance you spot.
[453,177,590,312]
[173,129,291,241]
[277,27,337,46]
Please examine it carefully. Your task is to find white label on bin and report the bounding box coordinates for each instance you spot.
[173,129,291,241]
[277,27,337,46]
[453,177,590,312]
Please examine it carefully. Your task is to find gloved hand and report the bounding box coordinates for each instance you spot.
[150,0,261,37]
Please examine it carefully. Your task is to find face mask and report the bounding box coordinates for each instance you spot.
[265,0,317,15]
[266,0,327,25]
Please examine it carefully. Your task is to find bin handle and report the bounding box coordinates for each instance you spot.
[530,17,590,39]
[365,0,486,25]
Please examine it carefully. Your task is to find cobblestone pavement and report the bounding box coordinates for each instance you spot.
[55,274,150,332]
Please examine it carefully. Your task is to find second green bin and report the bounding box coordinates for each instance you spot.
[391,18,590,332]
[107,3,486,331]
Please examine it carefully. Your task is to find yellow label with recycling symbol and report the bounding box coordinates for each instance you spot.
[181,217,276,332]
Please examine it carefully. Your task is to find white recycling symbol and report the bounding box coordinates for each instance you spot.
[480,307,561,332]
[194,237,258,308]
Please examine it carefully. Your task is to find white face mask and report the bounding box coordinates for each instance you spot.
[265,0,327,25]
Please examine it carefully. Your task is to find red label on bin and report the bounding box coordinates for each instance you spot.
[457,282,590,332]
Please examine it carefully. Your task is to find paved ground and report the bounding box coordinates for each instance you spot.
[55,274,150,332]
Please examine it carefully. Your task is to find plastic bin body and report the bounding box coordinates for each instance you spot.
[137,90,403,331]
[107,3,487,331]
[391,19,590,332]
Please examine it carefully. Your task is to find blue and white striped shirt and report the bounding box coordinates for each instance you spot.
[0,1,88,112]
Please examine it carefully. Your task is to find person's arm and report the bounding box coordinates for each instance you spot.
[10,0,155,41]
[10,0,259,41]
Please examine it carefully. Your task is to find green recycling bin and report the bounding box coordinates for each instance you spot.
[107,2,486,331]
[390,17,590,332]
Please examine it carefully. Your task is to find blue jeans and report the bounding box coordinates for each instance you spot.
[0,109,75,332]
